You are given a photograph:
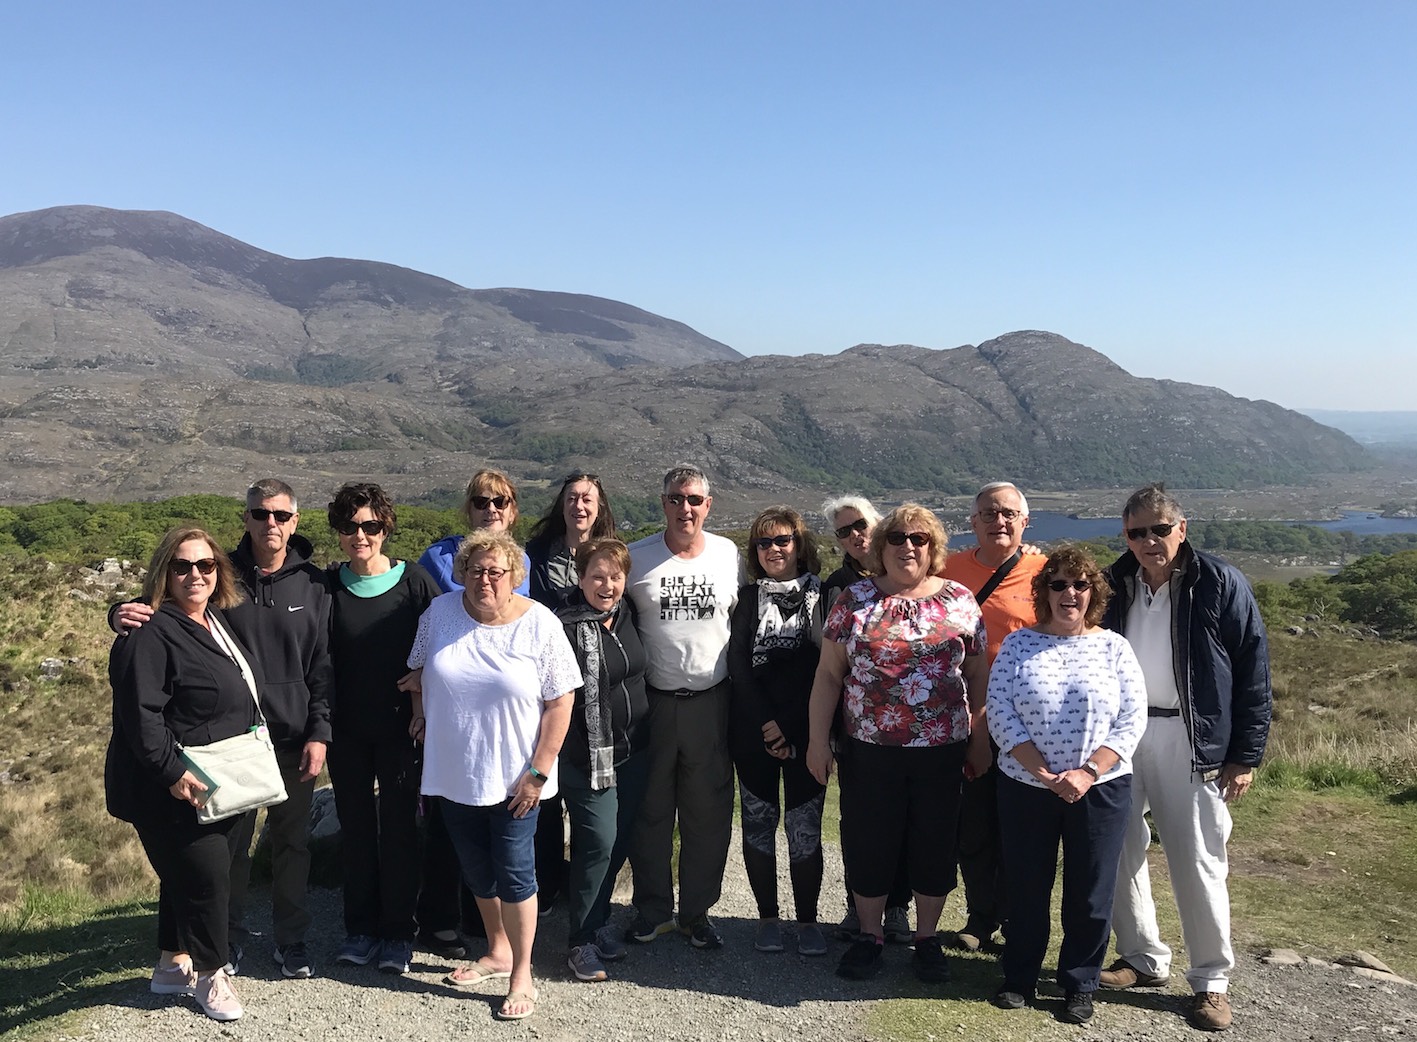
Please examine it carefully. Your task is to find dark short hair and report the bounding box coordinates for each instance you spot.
[144,526,243,611]
[1122,483,1184,524]
[247,478,297,512]
[1032,544,1110,628]
[528,473,617,548]
[327,482,397,537]
[746,506,821,581]
[574,537,632,578]
[461,469,519,529]
[869,503,948,575]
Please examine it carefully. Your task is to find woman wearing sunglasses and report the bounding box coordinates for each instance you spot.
[106,527,260,1022]
[985,546,1145,1023]
[323,483,441,975]
[416,468,529,954]
[727,507,828,956]
[806,504,990,984]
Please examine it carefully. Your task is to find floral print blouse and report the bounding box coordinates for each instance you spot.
[824,578,986,747]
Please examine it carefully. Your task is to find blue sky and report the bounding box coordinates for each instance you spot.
[4,2,1414,409]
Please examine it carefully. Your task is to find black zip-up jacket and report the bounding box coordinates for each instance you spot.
[727,579,824,753]
[556,593,649,771]
[105,601,263,825]
[1102,542,1272,775]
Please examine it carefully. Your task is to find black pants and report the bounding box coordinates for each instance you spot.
[533,794,569,906]
[135,813,243,973]
[417,797,488,938]
[997,772,1132,995]
[733,741,825,922]
[955,756,1005,931]
[328,730,422,941]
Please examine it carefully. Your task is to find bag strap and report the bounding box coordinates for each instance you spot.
[974,549,1023,606]
[207,612,268,728]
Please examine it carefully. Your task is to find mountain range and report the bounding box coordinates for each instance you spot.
[0,205,1369,510]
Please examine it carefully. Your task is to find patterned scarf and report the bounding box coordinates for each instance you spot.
[560,598,618,790]
[753,574,821,667]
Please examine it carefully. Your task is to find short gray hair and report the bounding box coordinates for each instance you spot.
[1123,483,1185,523]
[973,482,1029,518]
[247,478,297,512]
[663,465,710,496]
[821,494,882,528]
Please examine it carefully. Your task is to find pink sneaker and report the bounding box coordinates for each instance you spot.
[195,968,243,1021]
[150,962,197,996]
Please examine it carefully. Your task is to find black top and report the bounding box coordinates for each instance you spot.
[556,592,649,771]
[727,581,824,753]
[526,536,578,611]
[326,561,441,741]
[105,601,263,826]
[822,555,869,617]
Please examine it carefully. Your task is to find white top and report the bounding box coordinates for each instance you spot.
[1126,576,1181,709]
[626,531,745,690]
[408,592,582,806]
[987,628,1147,789]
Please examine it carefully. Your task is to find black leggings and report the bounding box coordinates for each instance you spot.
[733,742,825,922]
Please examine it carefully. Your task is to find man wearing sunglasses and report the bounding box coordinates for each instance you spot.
[623,465,747,951]
[941,481,1047,954]
[110,478,333,982]
[1098,484,1271,1032]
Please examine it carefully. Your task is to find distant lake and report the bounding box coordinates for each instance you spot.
[948,510,1417,548]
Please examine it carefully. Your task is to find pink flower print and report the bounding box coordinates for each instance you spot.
[876,704,907,732]
[899,672,933,706]
[851,656,875,686]
[844,689,866,719]
[916,655,946,680]
[920,719,950,744]
[856,715,880,740]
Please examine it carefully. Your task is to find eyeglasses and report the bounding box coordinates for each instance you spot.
[975,508,1022,523]
[664,494,707,507]
[834,518,869,539]
[470,495,511,511]
[248,507,295,523]
[335,520,385,537]
[1047,579,1092,592]
[170,557,218,577]
[1125,522,1178,541]
[753,534,796,551]
[885,531,931,547]
[464,566,509,582]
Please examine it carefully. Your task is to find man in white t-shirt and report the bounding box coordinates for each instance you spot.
[624,465,745,950]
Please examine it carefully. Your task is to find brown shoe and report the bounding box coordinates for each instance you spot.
[1189,992,1232,1031]
[1098,958,1170,989]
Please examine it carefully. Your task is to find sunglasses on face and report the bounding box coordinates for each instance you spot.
[834,518,869,540]
[470,495,511,511]
[248,507,295,523]
[170,557,218,577]
[336,520,385,537]
[1125,522,1178,541]
[975,508,1022,523]
[885,531,931,547]
[664,494,706,507]
[753,534,796,551]
[1047,579,1092,592]
[465,566,508,582]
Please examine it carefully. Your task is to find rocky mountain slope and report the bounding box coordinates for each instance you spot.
[0,205,1369,506]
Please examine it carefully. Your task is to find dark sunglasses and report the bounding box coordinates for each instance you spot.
[664,493,707,507]
[1047,579,1092,592]
[1125,522,1177,541]
[248,507,295,523]
[834,518,870,539]
[470,495,511,510]
[170,557,218,577]
[885,531,931,547]
[753,534,796,551]
[335,519,385,537]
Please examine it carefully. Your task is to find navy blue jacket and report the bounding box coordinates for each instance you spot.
[1102,542,1271,775]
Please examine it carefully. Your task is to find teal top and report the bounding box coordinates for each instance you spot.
[339,560,407,598]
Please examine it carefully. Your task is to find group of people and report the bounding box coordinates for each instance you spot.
[104,467,1271,1031]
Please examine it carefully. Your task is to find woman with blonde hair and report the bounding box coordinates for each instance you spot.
[106,527,261,1022]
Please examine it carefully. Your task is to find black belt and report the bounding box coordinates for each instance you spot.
[1148,707,1181,718]
[649,678,730,699]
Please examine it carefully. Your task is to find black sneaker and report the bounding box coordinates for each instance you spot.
[416,929,467,960]
[836,935,885,980]
[911,935,951,983]
[683,914,723,950]
[273,942,313,979]
[991,987,1028,1010]
[1061,991,1094,1024]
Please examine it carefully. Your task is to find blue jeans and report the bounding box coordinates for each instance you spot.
[437,796,539,904]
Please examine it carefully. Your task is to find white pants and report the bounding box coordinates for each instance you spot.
[1111,715,1234,993]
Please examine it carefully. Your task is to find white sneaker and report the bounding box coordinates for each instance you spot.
[195,968,243,1021]
[150,962,197,996]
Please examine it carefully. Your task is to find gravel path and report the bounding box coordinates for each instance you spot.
[60,831,1417,1041]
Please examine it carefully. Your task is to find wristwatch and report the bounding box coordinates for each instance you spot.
[1082,760,1101,780]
